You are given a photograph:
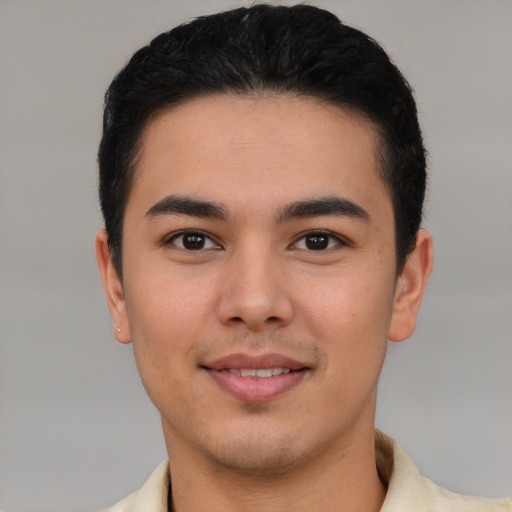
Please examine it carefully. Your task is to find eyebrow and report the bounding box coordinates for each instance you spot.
[145,195,229,220]
[144,194,369,224]
[276,196,370,223]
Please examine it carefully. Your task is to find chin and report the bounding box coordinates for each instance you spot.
[195,417,320,478]
[208,436,303,477]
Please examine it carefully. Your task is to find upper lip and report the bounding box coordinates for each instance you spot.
[202,353,310,371]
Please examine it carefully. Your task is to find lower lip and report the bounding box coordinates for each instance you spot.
[206,369,307,402]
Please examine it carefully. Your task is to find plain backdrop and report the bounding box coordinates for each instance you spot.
[0,1,511,511]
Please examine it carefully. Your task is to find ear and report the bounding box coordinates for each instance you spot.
[388,228,433,342]
[95,229,132,344]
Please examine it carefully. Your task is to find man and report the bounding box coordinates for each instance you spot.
[95,4,511,511]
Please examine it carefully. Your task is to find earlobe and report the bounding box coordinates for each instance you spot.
[95,229,132,344]
[388,229,433,342]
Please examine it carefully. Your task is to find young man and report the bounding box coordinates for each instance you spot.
[95,4,511,512]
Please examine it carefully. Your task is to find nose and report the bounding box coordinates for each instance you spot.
[216,249,294,332]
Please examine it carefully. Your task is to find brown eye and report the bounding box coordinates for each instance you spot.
[305,234,330,250]
[292,231,343,251]
[168,231,220,251]
[183,233,206,250]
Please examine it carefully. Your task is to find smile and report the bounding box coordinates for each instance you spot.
[225,367,292,378]
[202,354,310,402]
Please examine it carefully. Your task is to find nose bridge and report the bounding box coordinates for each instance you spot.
[216,239,293,330]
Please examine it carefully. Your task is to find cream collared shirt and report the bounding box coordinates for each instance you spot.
[102,430,511,512]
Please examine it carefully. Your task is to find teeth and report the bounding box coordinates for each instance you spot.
[227,367,291,378]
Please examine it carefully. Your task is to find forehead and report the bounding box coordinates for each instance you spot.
[128,94,391,216]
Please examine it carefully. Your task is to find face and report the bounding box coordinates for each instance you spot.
[97,94,432,474]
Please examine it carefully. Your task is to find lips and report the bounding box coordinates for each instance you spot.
[202,353,310,402]
[226,367,292,378]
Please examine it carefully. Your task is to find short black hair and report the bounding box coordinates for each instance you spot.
[98,3,426,275]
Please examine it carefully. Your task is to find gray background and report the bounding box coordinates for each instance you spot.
[0,1,511,510]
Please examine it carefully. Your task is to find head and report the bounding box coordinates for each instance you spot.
[98,3,426,277]
[96,3,433,479]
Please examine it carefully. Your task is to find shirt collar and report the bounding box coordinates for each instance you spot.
[113,430,509,512]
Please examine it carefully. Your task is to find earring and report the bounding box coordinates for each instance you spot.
[114,326,121,334]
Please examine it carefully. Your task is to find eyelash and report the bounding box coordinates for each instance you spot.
[290,230,349,251]
[164,230,221,251]
[164,229,349,252]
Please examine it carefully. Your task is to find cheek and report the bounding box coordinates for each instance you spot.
[126,262,218,333]
[296,267,395,394]
[123,269,216,393]
[300,271,395,340]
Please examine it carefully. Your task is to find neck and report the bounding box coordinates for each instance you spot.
[166,426,386,512]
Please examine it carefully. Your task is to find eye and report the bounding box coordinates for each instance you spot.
[166,230,220,251]
[291,231,345,251]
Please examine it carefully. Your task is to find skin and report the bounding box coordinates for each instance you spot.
[96,94,433,512]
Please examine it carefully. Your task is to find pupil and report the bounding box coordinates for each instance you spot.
[306,234,329,250]
[183,233,205,250]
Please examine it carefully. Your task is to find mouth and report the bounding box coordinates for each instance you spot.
[223,367,295,378]
[201,353,311,402]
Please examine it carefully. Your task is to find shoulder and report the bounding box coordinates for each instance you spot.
[376,430,512,512]
[418,477,512,512]
[100,459,170,512]
[100,490,138,512]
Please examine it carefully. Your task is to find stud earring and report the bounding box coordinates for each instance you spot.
[115,327,121,334]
